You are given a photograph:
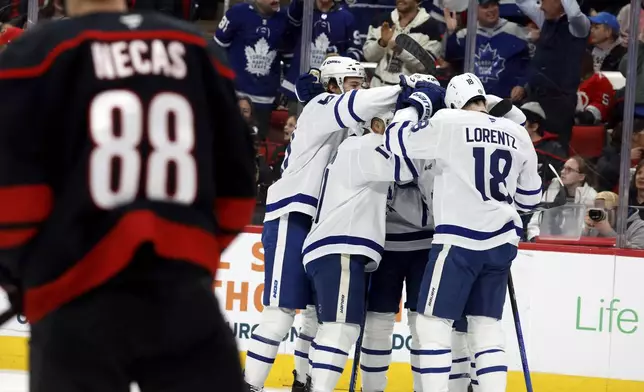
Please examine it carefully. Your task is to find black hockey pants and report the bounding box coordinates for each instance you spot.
[28,253,245,392]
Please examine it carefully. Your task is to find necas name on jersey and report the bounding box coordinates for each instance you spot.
[91,40,187,80]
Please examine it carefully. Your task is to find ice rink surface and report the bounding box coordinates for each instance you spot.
[0,371,288,392]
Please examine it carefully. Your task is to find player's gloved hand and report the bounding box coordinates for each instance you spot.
[399,83,446,122]
[574,110,596,126]
[399,73,440,89]
[295,69,324,104]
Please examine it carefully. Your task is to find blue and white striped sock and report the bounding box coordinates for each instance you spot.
[467,316,507,392]
[471,361,479,391]
[244,307,295,389]
[309,322,360,392]
[449,331,471,392]
[294,305,319,384]
[360,312,396,392]
[474,348,507,392]
[245,332,282,388]
[415,314,453,392]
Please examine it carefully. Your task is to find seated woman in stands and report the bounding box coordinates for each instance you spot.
[527,156,598,241]
[583,191,644,249]
[629,159,644,207]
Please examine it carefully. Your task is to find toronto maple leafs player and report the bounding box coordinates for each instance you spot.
[384,73,542,392]
[214,0,289,138]
[300,122,412,392]
[281,0,362,114]
[359,173,434,392]
[244,56,404,392]
[300,78,445,392]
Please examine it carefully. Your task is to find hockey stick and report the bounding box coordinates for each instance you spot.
[348,272,372,392]
[395,34,437,74]
[518,164,567,216]
[508,272,534,392]
[488,98,513,118]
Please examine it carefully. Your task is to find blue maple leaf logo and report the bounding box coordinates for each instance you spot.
[474,43,506,83]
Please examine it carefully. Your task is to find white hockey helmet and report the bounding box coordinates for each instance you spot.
[444,73,487,110]
[320,56,366,93]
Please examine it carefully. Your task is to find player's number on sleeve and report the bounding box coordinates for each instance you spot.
[473,147,513,204]
[218,15,230,32]
[89,90,197,209]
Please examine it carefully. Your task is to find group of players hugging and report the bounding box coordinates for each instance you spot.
[243,55,543,392]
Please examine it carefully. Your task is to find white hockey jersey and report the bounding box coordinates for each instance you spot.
[301,133,419,272]
[264,86,402,222]
[385,174,435,252]
[385,107,542,251]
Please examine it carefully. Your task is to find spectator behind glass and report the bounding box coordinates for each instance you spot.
[363,0,443,87]
[238,96,259,137]
[629,159,644,207]
[617,3,644,48]
[588,11,627,72]
[269,115,296,180]
[575,51,616,125]
[616,27,644,120]
[527,156,598,240]
[214,0,289,140]
[445,0,530,101]
[521,101,567,186]
[516,0,590,151]
[583,191,644,248]
[596,119,644,191]
[281,0,363,115]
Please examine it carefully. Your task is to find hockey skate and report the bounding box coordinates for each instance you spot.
[246,382,263,392]
[291,370,311,392]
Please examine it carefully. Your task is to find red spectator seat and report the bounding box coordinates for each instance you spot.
[257,140,284,166]
[568,125,606,159]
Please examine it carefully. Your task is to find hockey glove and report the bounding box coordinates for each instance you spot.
[575,110,597,125]
[399,84,446,122]
[399,73,440,89]
[295,69,324,104]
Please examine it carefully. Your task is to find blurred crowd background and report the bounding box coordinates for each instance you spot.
[2,0,644,247]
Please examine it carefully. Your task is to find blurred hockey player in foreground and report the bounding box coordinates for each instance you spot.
[385,73,542,392]
[0,0,256,391]
[244,56,404,391]
[301,76,443,392]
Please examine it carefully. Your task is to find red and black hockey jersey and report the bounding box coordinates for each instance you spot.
[576,72,615,123]
[0,11,255,323]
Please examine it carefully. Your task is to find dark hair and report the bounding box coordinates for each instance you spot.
[463,96,486,109]
[238,96,254,113]
[611,119,644,147]
[569,155,595,187]
[630,159,644,198]
[523,110,545,135]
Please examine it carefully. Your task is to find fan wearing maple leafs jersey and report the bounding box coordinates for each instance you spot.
[214,0,289,137]
[445,0,530,100]
[575,52,615,125]
[281,0,362,106]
